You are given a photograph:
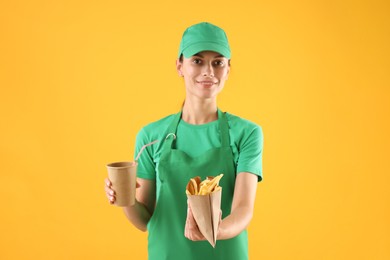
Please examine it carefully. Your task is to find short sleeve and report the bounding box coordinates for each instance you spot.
[134,128,156,180]
[236,125,264,182]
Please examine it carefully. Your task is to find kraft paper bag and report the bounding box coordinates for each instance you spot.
[187,188,222,247]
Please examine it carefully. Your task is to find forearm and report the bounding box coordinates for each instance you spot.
[216,172,258,240]
[122,200,153,232]
[217,205,253,240]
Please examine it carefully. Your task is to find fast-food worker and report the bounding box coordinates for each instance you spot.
[105,22,263,260]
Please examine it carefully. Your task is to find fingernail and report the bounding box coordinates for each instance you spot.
[110,191,114,195]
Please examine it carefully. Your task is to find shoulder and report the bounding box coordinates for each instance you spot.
[142,114,176,132]
[225,112,262,132]
[225,112,263,145]
[136,113,177,141]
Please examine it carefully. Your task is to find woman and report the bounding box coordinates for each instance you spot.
[105,22,263,260]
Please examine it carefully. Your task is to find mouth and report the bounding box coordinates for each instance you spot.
[196,81,217,88]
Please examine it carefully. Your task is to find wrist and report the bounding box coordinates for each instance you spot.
[123,200,139,212]
[217,220,230,240]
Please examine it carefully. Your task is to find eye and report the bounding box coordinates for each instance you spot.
[213,60,225,67]
[192,58,202,64]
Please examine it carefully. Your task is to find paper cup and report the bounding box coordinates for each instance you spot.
[106,161,137,207]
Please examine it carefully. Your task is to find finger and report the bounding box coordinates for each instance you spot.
[105,191,113,201]
[106,192,116,202]
[104,185,116,203]
[185,208,195,239]
[184,226,189,238]
[185,202,206,241]
[184,223,192,239]
[185,211,205,240]
[104,185,115,196]
[193,232,203,241]
[106,189,116,203]
[186,206,193,222]
[187,206,197,225]
[136,181,141,188]
[187,228,204,241]
[104,178,112,187]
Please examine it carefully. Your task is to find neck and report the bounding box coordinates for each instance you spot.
[182,97,218,125]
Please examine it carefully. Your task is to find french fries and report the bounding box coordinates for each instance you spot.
[186,174,223,195]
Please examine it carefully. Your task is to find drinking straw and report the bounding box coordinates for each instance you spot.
[135,140,159,162]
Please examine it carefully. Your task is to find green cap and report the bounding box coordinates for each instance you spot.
[178,22,231,59]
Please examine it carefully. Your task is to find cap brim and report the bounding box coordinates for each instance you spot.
[182,42,231,59]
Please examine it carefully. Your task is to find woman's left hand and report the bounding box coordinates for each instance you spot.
[185,201,209,241]
[184,201,222,241]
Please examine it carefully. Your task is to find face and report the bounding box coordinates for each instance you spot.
[176,51,230,100]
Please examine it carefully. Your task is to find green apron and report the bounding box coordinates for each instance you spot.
[147,109,248,260]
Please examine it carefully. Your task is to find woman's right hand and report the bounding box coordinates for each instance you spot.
[104,178,116,204]
[104,178,141,205]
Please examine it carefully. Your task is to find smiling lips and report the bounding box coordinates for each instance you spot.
[197,81,217,88]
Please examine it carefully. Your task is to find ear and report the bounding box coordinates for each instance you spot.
[176,59,183,77]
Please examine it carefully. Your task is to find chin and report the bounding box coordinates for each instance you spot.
[198,93,219,100]
[187,87,223,100]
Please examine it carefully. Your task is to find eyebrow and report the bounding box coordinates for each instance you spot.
[193,53,224,58]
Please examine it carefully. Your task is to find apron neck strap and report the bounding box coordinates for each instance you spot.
[218,109,230,147]
[163,108,230,150]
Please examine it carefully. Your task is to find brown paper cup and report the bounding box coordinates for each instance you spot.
[106,161,137,207]
[187,188,222,247]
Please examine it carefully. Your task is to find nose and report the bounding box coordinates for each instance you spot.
[202,63,214,78]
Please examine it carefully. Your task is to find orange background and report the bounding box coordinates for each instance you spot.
[1,0,389,259]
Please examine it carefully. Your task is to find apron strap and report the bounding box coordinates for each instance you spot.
[218,109,230,148]
[161,110,182,155]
